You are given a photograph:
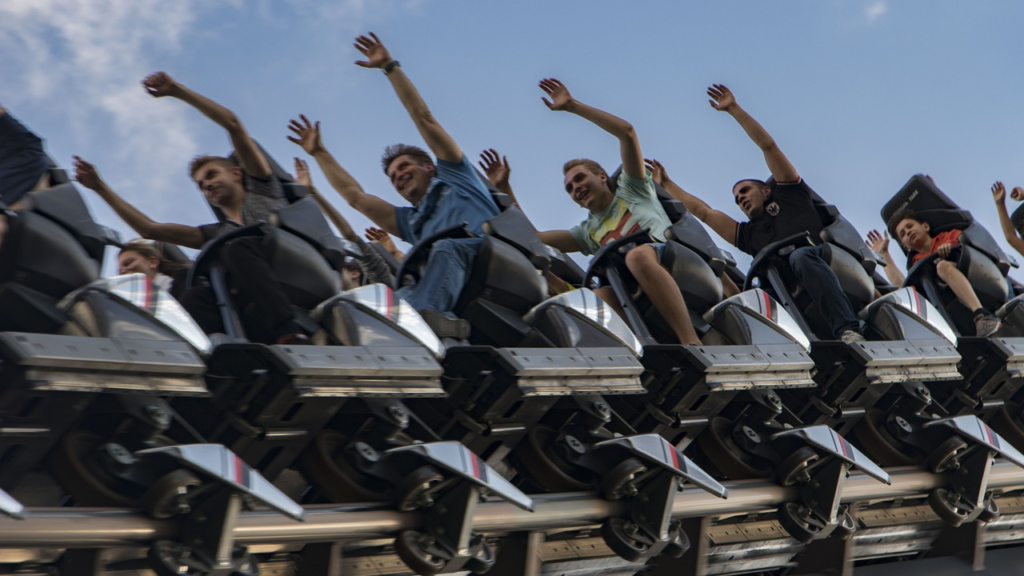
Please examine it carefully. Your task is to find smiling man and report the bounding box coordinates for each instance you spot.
[74,72,313,345]
[290,32,498,339]
[482,79,701,345]
[657,84,865,343]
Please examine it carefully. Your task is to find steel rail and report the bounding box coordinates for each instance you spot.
[0,463,1022,547]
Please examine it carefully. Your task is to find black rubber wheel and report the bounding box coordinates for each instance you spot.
[394,530,447,576]
[464,538,496,575]
[775,446,820,486]
[695,417,769,479]
[148,540,207,576]
[395,466,444,512]
[850,408,920,467]
[48,429,138,507]
[664,521,691,558]
[833,507,857,541]
[600,458,647,500]
[924,436,970,474]
[512,425,594,492]
[600,518,649,563]
[776,502,824,543]
[143,469,202,519]
[299,430,391,502]
[927,488,971,527]
[978,495,1001,523]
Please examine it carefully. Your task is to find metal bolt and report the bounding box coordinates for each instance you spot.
[104,443,134,466]
[146,405,170,426]
[565,435,586,454]
[895,416,913,434]
[742,426,761,444]
[593,402,610,416]
[353,441,379,462]
[389,406,409,426]
[767,394,781,406]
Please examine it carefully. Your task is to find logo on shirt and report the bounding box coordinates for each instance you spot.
[766,201,780,217]
[591,199,641,247]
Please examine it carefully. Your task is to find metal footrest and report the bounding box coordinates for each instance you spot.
[686,344,816,390]
[844,338,961,384]
[271,345,445,397]
[0,332,208,395]
[494,347,645,396]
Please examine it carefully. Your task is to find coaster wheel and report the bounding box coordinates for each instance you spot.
[924,436,969,474]
[600,458,647,501]
[512,425,594,492]
[850,408,920,467]
[695,417,768,479]
[600,518,649,563]
[143,469,202,519]
[978,495,1001,523]
[776,502,825,543]
[299,429,391,502]
[395,466,444,512]
[927,488,971,527]
[48,429,139,507]
[464,537,496,575]
[775,446,819,486]
[394,530,447,576]
[833,507,858,541]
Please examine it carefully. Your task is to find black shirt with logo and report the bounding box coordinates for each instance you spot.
[735,179,826,256]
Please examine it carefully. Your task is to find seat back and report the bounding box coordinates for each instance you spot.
[454,235,547,317]
[263,227,341,310]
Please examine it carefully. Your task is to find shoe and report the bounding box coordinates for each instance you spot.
[420,309,471,339]
[276,333,311,346]
[840,330,866,344]
[975,314,1002,338]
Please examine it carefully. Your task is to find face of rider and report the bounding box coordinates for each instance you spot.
[340,264,362,291]
[563,165,612,213]
[732,180,771,219]
[895,218,931,251]
[192,161,245,209]
[386,154,436,206]
[118,250,160,279]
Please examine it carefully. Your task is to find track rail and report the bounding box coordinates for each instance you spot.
[2,462,1023,548]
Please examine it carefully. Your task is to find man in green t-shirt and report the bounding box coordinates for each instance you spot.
[481,79,700,346]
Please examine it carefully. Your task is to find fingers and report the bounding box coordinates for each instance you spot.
[503,155,509,169]
[541,97,554,109]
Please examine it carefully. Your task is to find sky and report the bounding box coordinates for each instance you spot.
[2,0,1024,276]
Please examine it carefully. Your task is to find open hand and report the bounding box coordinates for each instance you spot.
[539,78,574,111]
[287,115,324,156]
[866,229,890,254]
[142,72,180,98]
[707,84,736,112]
[365,227,397,253]
[354,32,393,69]
[993,181,1006,203]
[294,158,313,188]
[644,158,671,188]
[936,243,953,259]
[72,156,104,191]
[478,149,511,188]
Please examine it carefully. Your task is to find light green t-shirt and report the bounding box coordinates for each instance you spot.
[569,171,673,256]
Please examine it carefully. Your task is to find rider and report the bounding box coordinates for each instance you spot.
[75,72,308,345]
[653,84,866,343]
[478,79,702,345]
[290,33,499,339]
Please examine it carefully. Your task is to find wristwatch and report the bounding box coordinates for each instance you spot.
[382,60,401,75]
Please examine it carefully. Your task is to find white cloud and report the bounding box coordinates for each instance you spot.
[0,0,202,219]
[865,0,888,22]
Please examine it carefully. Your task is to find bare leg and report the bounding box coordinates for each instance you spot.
[625,245,701,345]
[720,270,740,298]
[936,260,983,312]
[594,286,628,322]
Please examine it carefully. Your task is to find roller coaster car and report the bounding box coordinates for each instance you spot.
[174,175,446,486]
[881,175,1024,447]
[0,179,214,510]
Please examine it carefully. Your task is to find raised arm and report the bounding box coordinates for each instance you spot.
[866,229,906,286]
[354,33,460,163]
[539,79,644,180]
[288,115,399,235]
[646,159,740,245]
[73,156,205,249]
[294,157,360,242]
[143,72,271,179]
[992,181,1024,256]
[366,227,405,260]
[708,84,799,184]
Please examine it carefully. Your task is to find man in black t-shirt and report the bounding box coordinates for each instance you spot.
[654,84,863,343]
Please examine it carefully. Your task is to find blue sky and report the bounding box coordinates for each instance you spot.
[3,0,1023,275]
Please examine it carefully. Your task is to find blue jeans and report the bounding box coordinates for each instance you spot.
[788,245,861,338]
[396,238,483,314]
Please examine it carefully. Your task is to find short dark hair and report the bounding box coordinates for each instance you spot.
[733,178,768,192]
[563,158,606,177]
[381,144,434,174]
[888,208,925,231]
[189,155,237,179]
